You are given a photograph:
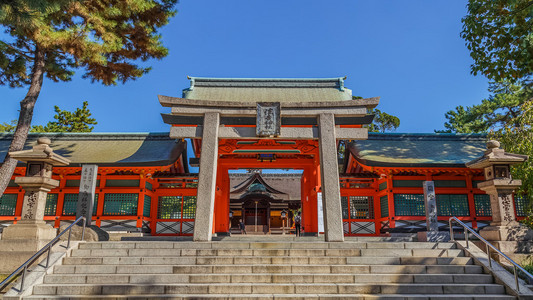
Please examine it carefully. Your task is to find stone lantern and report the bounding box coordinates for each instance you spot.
[1,137,70,250]
[466,140,532,243]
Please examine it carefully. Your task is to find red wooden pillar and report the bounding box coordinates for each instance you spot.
[302,162,319,235]
[151,179,160,235]
[137,174,147,228]
[386,173,395,229]
[373,179,381,235]
[466,174,477,229]
[55,175,66,228]
[95,172,106,227]
[214,165,230,235]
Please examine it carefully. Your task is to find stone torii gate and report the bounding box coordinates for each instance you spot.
[160,95,378,242]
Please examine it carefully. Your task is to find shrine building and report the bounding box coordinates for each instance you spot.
[0,77,529,241]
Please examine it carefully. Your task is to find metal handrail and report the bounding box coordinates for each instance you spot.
[449,216,533,292]
[0,216,86,293]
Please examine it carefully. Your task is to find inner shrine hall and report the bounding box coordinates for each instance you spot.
[0,77,529,241]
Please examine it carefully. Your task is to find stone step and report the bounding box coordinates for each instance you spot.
[69,248,363,258]
[77,241,457,250]
[172,264,483,274]
[63,255,474,266]
[22,294,517,300]
[53,263,483,275]
[346,256,473,265]
[31,283,507,296]
[68,248,463,259]
[42,273,494,285]
[359,248,464,257]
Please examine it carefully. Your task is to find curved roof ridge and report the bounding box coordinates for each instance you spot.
[0,132,173,141]
[188,77,345,82]
[367,132,487,141]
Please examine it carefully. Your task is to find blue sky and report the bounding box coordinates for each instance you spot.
[0,0,489,134]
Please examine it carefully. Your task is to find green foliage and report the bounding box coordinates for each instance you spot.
[521,213,533,230]
[352,96,401,133]
[0,120,17,132]
[440,83,533,200]
[367,108,400,133]
[0,101,97,132]
[0,0,178,87]
[462,0,533,82]
[338,96,401,164]
[522,257,533,274]
[31,101,97,132]
[441,83,530,133]
[493,98,533,200]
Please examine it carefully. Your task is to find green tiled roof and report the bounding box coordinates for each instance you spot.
[182,77,353,102]
[0,132,185,167]
[348,133,487,168]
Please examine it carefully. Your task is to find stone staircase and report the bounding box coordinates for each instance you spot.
[19,239,517,299]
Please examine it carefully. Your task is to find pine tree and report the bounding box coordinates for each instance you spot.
[0,0,178,196]
[31,101,97,132]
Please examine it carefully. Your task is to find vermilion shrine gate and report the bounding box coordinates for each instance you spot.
[0,78,529,240]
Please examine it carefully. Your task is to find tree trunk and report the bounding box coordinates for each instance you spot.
[0,48,46,197]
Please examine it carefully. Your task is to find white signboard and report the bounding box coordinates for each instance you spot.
[317,192,324,233]
[77,164,98,226]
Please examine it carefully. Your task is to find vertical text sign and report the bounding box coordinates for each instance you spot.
[256,102,281,137]
[317,192,324,233]
[77,164,98,226]
[423,181,438,232]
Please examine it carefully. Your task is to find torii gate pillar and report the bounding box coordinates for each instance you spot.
[318,113,344,242]
[193,112,220,242]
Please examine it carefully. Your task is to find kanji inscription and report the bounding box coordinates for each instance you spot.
[22,191,37,220]
[423,181,438,233]
[77,164,98,226]
[499,193,514,222]
[256,102,280,137]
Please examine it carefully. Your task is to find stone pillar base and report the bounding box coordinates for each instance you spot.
[417,231,450,242]
[1,220,56,243]
[0,221,57,273]
[479,224,533,242]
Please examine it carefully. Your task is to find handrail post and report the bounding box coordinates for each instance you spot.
[67,225,72,248]
[45,246,51,268]
[449,218,454,241]
[20,265,26,291]
[486,244,492,268]
[464,227,469,248]
[514,265,520,292]
[82,217,86,241]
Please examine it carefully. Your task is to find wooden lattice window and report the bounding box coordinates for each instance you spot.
[474,194,491,217]
[143,195,151,217]
[103,193,138,216]
[63,194,98,216]
[393,194,425,216]
[183,196,196,219]
[515,196,530,217]
[380,195,389,218]
[0,194,17,216]
[158,196,182,219]
[436,194,469,216]
[44,194,58,216]
[341,196,373,219]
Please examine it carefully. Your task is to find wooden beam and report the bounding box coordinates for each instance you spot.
[170,106,368,117]
[159,95,379,109]
[169,126,368,140]
[162,114,375,126]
